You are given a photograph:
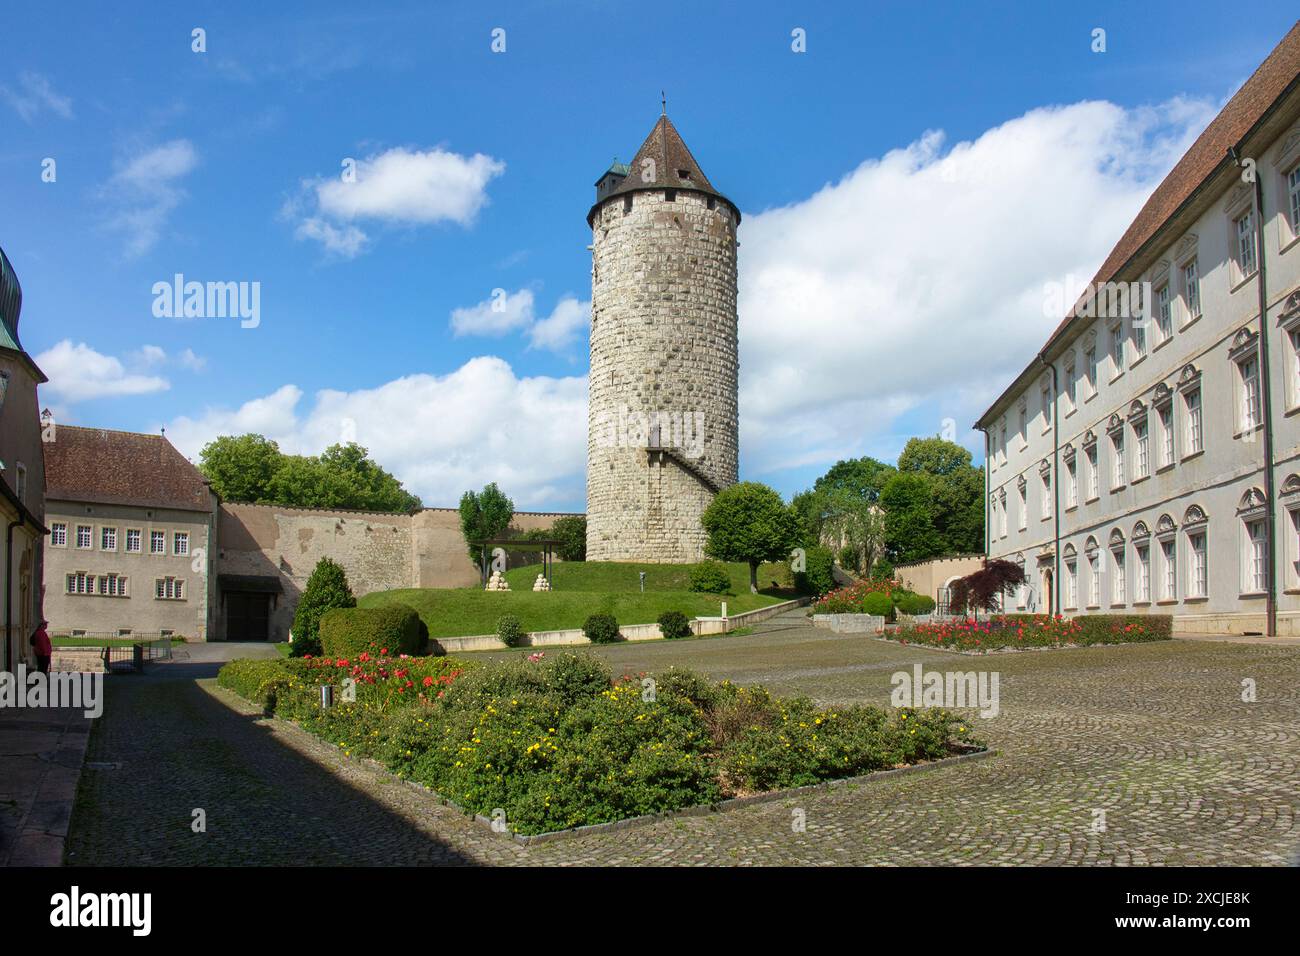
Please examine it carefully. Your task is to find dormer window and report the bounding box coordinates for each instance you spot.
[677,168,690,179]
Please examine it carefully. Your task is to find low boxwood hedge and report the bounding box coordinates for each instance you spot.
[319,604,423,658]
[215,658,293,713]
[583,613,621,644]
[657,610,692,639]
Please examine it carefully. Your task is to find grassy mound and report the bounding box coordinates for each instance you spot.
[360,588,782,639]
[503,560,797,595]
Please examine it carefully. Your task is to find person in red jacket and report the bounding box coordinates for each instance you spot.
[30,620,52,675]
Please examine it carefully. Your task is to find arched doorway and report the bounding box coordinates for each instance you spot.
[1041,567,1053,616]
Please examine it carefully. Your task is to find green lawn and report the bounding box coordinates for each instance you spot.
[502,559,797,595]
[358,560,798,639]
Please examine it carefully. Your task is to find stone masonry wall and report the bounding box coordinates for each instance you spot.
[217,503,413,640]
[587,188,739,562]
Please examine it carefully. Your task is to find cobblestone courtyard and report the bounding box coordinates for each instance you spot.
[65,611,1300,866]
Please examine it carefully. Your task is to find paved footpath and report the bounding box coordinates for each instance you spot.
[64,612,1300,866]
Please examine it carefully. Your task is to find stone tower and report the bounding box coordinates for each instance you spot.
[586,113,740,563]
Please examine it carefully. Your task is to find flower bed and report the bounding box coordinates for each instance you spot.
[218,650,981,836]
[887,613,1173,653]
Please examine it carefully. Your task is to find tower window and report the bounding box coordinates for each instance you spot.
[664,189,677,202]
[707,197,716,210]
[677,168,690,179]
[623,195,633,214]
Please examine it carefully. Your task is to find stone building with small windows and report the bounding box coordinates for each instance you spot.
[43,426,221,640]
[977,23,1300,635]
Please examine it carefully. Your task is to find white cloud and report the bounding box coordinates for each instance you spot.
[35,340,170,404]
[98,140,199,258]
[736,96,1217,476]
[0,71,73,122]
[161,359,586,509]
[132,344,206,373]
[292,146,504,257]
[450,288,590,351]
[294,217,368,258]
[528,297,591,351]
[178,348,207,372]
[450,288,535,337]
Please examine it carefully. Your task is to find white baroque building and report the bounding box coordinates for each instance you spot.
[977,24,1300,636]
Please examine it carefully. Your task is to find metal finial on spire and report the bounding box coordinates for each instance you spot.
[661,90,666,115]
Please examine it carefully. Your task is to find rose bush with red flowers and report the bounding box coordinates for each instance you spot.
[888,613,1172,652]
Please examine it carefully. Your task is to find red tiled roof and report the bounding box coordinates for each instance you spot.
[44,426,214,512]
[979,21,1300,425]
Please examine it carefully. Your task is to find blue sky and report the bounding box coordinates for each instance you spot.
[3,1,1297,511]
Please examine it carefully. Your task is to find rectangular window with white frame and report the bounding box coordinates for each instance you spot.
[1161,538,1177,601]
[1134,417,1149,479]
[1235,210,1257,280]
[126,529,142,553]
[1158,404,1174,468]
[101,526,117,551]
[1041,472,1051,520]
[1089,554,1101,607]
[1109,323,1124,376]
[1238,354,1261,433]
[1085,348,1097,397]
[1086,446,1099,500]
[173,531,189,556]
[51,522,67,547]
[1136,544,1151,603]
[1156,283,1172,341]
[1244,519,1267,594]
[1188,531,1208,598]
[1111,433,1124,488]
[1184,388,1203,455]
[1041,383,1052,431]
[150,530,166,555]
[1018,484,1027,530]
[1111,547,1126,605]
[76,525,92,549]
[1065,362,1077,411]
[1288,163,1300,235]
[1182,258,1200,322]
[1065,560,1078,609]
[1066,459,1078,508]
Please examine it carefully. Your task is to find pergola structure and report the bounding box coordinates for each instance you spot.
[471,538,563,588]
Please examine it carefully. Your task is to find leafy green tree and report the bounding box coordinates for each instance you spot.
[317,443,422,512]
[700,482,799,594]
[789,489,825,547]
[879,473,942,564]
[821,486,886,573]
[199,434,420,513]
[199,434,282,503]
[812,456,896,503]
[550,514,587,561]
[459,483,515,562]
[897,437,983,555]
[290,557,356,657]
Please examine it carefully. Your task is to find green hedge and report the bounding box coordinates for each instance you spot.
[583,613,621,644]
[319,604,423,658]
[688,560,732,594]
[657,610,692,639]
[794,545,835,596]
[216,659,293,713]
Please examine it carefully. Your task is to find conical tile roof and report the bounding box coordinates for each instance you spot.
[588,114,738,223]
